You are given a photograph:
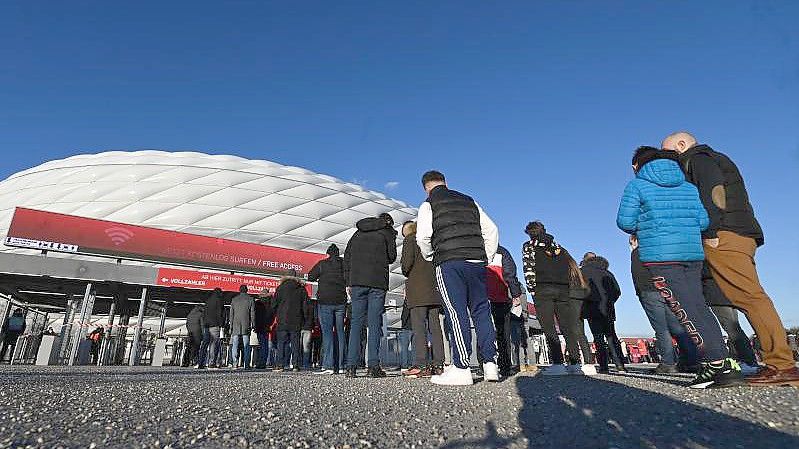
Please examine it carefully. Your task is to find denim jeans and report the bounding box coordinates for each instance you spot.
[276,330,301,369]
[347,287,386,368]
[200,327,221,367]
[256,332,270,368]
[319,304,346,371]
[301,330,313,369]
[231,334,251,368]
[397,329,413,368]
[638,291,698,365]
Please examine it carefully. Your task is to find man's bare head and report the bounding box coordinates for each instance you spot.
[661,131,697,154]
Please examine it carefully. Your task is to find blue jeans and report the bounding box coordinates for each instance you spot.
[199,327,221,367]
[231,334,251,368]
[639,291,698,365]
[319,304,346,371]
[397,329,414,368]
[436,260,497,369]
[301,330,313,369]
[256,332,270,367]
[347,287,386,368]
[647,262,728,363]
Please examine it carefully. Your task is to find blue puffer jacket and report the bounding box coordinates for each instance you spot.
[617,159,709,263]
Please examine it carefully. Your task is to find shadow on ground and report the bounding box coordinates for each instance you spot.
[444,375,799,449]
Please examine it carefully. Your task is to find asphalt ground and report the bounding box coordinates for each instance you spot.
[0,365,798,449]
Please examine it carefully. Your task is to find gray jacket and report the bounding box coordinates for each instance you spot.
[229,293,255,336]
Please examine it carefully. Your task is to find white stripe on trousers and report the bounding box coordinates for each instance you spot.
[436,265,470,367]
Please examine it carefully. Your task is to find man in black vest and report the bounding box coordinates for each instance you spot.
[416,170,500,386]
[663,131,799,386]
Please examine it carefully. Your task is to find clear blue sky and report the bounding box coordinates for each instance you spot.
[1,1,797,335]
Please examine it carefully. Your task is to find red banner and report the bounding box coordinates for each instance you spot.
[155,267,312,295]
[4,207,326,276]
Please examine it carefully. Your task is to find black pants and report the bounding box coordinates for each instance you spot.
[588,316,625,369]
[183,331,203,367]
[570,299,593,364]
[0,336,19,362]
[276,330,301,369]
[535,284,582,365]
[410,305,445,367]
[490,302,513,371]
[711,305,757,366]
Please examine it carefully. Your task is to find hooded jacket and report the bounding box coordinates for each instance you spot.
[580,256,621,321]
[401,232,440,308]
[254,297,275,333]
[617,159,709,263]
[203,290,225,328]
[308,245,347,305]
[344,217,398,290]
[678,144,764,246]
[274,278,309,332]
[522,235,570,297]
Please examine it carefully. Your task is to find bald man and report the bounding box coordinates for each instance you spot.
[662,132,799,386]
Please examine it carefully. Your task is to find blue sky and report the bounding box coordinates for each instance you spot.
[1,1,797,335]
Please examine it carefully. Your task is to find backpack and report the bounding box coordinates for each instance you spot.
[7,316,24,333]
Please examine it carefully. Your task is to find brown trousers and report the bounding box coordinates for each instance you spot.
[704,231,794,370]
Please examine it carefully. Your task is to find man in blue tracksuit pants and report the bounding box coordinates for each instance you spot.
[416,170,500,386]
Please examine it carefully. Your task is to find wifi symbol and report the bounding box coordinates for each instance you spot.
[105,227,134,246]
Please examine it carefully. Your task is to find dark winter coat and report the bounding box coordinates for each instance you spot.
[678,144,764,245]
[229,293,255,336]
[204,291,224,328]
[274,279,309,332]
[254,297,276,333]
[186,305,205,336]
[308,256,347,305]
[580,256,622,322]
[630,248,657,296]
[344,217,397,290]
[427,185,487,265]
[401,232,440,308]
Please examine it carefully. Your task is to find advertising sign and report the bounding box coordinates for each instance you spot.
[4,207,326,276]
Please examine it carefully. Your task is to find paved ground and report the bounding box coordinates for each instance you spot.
[0,365,798,449]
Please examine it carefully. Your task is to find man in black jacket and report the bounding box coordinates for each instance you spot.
[183,304,204,367]
[580,255,625,373]
[200,288,224,369]
[308,244,348,374]
[343,213,397,378]
[663,131,798,386]
[254,293,275,369]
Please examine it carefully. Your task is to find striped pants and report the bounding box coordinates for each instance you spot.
[435,260,497,369]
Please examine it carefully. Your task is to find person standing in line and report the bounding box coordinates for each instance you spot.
[630,239,699,374]
[663,132,798,386]
[343,212,398,379]
[201,288,224,370]
[308,244,348,375]
[301,292,317,370]
[229,285,255,370]
[253,292,275,370]
[580,254,626,374]
[416,170,501,386]
[617,146,743,388]
[183,304,204,368]
[401,220,445,379]
[568,255,595,373]
[522,221,586,376]
[485,245,526,377]
[273,272,309,372]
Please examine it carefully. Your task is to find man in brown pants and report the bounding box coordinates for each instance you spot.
[663,131,799,386]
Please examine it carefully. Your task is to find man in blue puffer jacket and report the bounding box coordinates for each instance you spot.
[617,146,744,389]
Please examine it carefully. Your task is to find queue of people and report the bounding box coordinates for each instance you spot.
[182,133,797,389]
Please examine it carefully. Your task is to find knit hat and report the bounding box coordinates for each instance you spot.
[326,244,340,256]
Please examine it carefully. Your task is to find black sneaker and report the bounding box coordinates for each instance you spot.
[344,367,357,378]
[689,359,746,389]
[367,366,387,378]
[654,363,679,375]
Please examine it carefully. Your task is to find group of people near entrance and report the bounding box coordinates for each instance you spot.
[181,130,798,389]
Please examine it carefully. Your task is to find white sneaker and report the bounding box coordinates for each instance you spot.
[314,369,336,375]
[580,365,598,376]
[483,362,500,382]
[541,364,569,376]
[740,362,760,376]
[431,366,474,386]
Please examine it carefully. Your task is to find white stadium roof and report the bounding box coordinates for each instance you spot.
[0,150,418,296]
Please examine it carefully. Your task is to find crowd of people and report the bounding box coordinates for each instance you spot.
[180,130,798,389]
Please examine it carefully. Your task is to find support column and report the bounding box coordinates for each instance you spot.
[158,305,167,338]
[129,287,148,366]
[68,283,95,366]
[98,300,116,366]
